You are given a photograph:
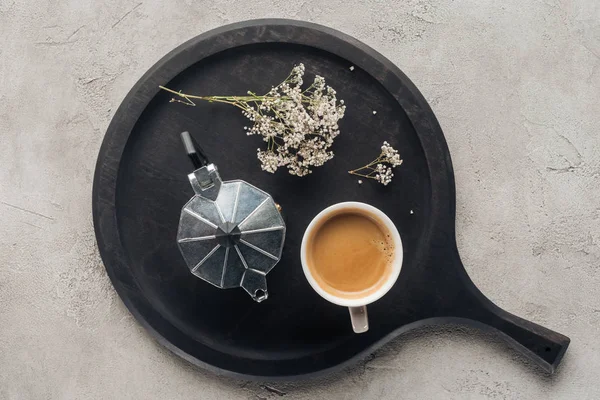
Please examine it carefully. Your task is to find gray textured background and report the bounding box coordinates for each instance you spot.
[1,0,599,399]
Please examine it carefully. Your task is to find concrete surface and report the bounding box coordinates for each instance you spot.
[1,0,599,398]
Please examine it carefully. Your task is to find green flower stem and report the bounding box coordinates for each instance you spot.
[348,152,387,177]
[159,86,319,107]
[348,172,377,179]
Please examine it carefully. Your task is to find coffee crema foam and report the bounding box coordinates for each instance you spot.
[305,208,395,300]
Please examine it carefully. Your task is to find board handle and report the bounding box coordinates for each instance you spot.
[466,294,570,373]
[441,241,570,373]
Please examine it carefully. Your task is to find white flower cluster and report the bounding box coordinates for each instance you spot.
[381,141,403,167]
[374,163,394,186]
[374,142,403,185]
[243,63,346,176]
[349,141,403,186]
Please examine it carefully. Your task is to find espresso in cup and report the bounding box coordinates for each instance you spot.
[301,202,403,333]
[304,209,395,299]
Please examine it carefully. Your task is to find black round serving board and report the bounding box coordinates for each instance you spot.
[93,19,570,379]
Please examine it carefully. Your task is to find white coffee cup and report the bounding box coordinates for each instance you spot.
[300,202,403,333]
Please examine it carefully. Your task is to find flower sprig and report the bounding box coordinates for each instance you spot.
[348,141,403,185]
[160,64,346,176]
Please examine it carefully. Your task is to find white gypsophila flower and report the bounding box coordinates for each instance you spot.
[373,163,393,186]
[160,63,345,177]
[243,64,345,176]
[381,141,403,167]
[348,141,403,185]
[256,149,279,173]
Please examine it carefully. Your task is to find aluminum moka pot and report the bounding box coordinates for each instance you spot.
[176,132,286,302]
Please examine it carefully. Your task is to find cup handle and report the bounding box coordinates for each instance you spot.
[348,306,369,333]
